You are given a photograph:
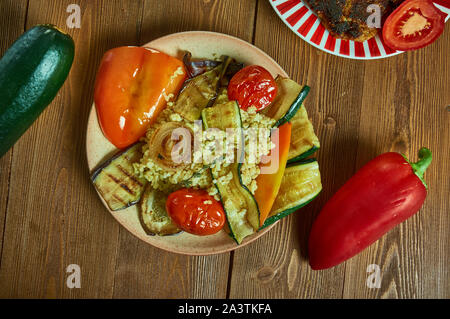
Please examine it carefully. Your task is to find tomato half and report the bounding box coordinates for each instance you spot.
[382,0,446,51]
[228,65,277,111]
[166,188,226,236]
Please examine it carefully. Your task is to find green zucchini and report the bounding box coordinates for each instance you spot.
[261,77,319,161]
[286,106,320,163]
[202,101,260,244]
[261,159,322,229]
[0,25,75,157]
[173,57,232,121]
[262,77,310,128]
[138,185,181,236]
[91,143,148,211]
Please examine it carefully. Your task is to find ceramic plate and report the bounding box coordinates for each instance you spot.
[86,31,288,255]
[270,0,450,59]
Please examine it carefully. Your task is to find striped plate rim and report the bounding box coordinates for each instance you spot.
[270,0,450,60]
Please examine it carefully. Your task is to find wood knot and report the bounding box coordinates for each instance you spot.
[391,139,407,154]
[324,116,336,126]
[256,266,275,283]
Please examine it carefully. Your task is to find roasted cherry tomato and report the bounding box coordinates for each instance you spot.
[94,47,187,149]
[228,65,277,111]
[166,188,226,236]
[382,0,446,51]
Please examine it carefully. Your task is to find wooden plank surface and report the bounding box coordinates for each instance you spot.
[0,0,29,273]
[0,0,448,299]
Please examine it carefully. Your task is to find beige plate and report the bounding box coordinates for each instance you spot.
[86,31,289,255]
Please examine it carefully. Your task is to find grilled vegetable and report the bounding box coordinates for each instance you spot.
[287,106,320,163]
[202,101,260,244]
[262,77,310,128]
[261,159,322,229]
[213,87,230,106]
[228,65,278,112]
[182,51,220,78]
[254,122,292,227]
[166,188,225,236]
[91,143,147,211]
[182,52,244,80]
[261,77,319,161]
[0,24,74,158]
[139,185,181,236]
[174,56,232,121]
[94,46,187,149]
[148,122,193,171]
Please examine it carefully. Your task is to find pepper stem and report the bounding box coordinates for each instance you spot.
[408,147,432,189]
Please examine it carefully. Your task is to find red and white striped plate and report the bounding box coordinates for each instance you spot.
[270,0,450,59]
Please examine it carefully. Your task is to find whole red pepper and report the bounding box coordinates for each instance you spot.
[308,147,432,270]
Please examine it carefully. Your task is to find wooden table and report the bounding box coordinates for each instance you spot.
[0,0,448,299]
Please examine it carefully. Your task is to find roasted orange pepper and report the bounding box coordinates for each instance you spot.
[254,122,292,227]
[94,47,187,149]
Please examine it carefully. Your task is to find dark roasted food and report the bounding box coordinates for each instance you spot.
[304,0,404,41]
[92,143,147,211]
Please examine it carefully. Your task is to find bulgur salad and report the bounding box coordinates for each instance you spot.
[91,47,322,244]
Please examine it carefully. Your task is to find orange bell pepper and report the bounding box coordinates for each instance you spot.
[94,46,187,149]
[254,122,292,227]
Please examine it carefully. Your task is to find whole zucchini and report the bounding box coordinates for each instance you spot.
[0,25,75,157]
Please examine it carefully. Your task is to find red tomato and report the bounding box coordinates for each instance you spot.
[228,65,277,111]
[382,0,446,51]
[166,188,226,236]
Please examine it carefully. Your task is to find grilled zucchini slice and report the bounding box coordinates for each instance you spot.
[262,77,309,127]
[91,143,147,211]
[261,159,322,229]
[202,101,260,244]
[139,185,181,236]
[262,77,319,161]
[286,106,320,163]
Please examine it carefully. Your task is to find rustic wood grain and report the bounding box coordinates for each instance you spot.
[228,0,368,298]
[0,0,448,299]
[341,29,450,298]
[0,0,147,298]
[0,0,29,271]
[228,0,449,299]
[110,0,257,299]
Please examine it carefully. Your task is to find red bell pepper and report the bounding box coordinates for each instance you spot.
[94,46,187,149]
[308,147,432,270]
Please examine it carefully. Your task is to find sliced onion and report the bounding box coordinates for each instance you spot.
[148,122,193,171]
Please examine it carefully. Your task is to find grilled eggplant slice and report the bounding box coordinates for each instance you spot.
[91,143,147,211]
[182,51,243,80]
[173,56,232,121]
[139,185,181,236]
[183,51,220,78]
